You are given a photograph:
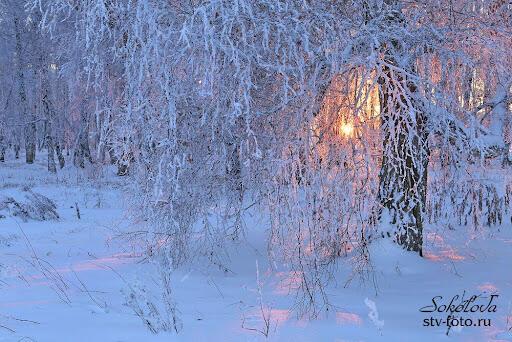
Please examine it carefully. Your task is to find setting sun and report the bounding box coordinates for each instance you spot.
[339,122,354,137]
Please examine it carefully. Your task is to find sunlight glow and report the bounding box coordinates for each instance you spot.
[339,122,354,137]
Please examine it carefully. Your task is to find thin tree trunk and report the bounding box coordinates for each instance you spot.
[46,123,57,173]
[40,61,57,172]
[107,142,118,165]
[55,142,65,169]
[14,16,35,164]
[225,116,245,238]
[25,111,36,164]
[73,110,93,168]
[0,136,5,162]
[116,142,131,176]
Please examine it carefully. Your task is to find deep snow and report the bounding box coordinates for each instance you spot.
[1,157,511,341]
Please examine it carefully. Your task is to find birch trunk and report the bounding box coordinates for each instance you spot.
[14,16,35,164]
[377,3,429,255]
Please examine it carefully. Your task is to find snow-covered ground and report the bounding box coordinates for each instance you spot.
[1,157,512,341]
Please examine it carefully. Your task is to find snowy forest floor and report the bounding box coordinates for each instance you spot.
[1,156,512,342]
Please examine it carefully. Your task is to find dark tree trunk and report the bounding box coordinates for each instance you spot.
[73,113,93,168]
[377,4,429,256]
[0,139,5,162]
[14,16,35,164]
[107,143,118,165]
[25,120,36,164]
[116,143,132,176]
[378,79,428,255]
[0,134,5,162]
[33,10,57,173]
[40,68,57,172]
[14,144,20,159]
[55,142,65,169]
[117,164,128,176]
[46,124,57,173]
[225,117,245,238]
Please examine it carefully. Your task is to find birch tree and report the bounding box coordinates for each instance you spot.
[27,0,512,321]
